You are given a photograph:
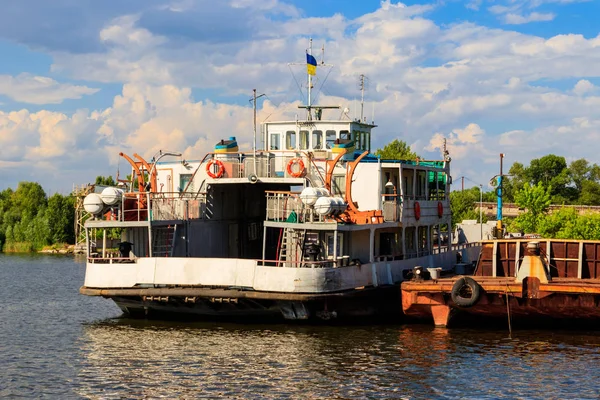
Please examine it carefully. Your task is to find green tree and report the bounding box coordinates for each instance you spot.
[95,175,116,186]
[529,155,573,203]
[450,188,481,227]
[513,182,551,233]
[374,139,419,160]
[12,182,47,218]
[502,162,527,202]
[46,193,75,244]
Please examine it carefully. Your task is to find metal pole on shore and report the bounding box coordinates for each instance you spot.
[480,184,483,241]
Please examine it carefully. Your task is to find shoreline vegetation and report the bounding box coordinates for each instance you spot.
[2,151,600,253]
[0,182,75,254]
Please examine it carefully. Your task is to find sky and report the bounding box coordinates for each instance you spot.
[1,0,600,194]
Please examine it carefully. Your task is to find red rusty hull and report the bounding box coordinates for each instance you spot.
[402,277,600,327]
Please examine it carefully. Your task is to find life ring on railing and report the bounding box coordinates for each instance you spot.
[206,159,225,179]
[414,201,421,220]
[451,276,481,307]
[286,158,306,178]
[437,201,443,218]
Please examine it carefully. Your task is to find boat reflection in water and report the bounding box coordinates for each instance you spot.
[75,320,600,399]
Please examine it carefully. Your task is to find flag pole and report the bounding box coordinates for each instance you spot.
[308,38,313,117]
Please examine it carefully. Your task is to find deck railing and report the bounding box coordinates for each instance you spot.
[265,191,332,223]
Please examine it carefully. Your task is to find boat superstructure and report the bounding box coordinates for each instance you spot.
[80,46,480,321]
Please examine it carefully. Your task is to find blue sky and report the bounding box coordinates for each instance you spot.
[1,0,600,193]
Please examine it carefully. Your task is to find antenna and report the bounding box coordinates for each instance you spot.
[250,89,266,173]
[358,74,368,122]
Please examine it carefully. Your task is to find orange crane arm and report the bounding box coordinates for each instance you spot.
[133,153,156,193]
[119,152,146,192]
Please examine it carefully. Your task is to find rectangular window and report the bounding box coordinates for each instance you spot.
[355,132,362,150]
[286,130,296,150]
[417,170,426,199]
[379,232,395,256]
[403,176,412,198]
[340,130,351,140]
[325,233,343,259]
[269,133,280,150]
[326,130,336,149]
[312,130,323,149]
[299,130,309,150]
[332,175,346,197]
[179,174,193,193]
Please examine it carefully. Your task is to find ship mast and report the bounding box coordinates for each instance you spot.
[298,38,338,120]
[307,38,313,112]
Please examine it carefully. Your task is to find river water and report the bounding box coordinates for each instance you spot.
[1,254,600,399]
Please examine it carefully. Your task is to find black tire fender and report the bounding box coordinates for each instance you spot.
[451,276,481,308]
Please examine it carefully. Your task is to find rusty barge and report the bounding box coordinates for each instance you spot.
[401,239,600,327]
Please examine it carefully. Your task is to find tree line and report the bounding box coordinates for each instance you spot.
[0,182,75,252]
[450,154,600,239]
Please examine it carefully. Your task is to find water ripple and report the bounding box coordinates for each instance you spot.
[1,254,600,399]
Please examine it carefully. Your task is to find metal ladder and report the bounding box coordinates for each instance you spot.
[278,228,307,267]
[152,225,177,257]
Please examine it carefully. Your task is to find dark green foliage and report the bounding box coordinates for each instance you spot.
[450,187,487,227]
[501,155,600,205]
[374,139,419,160]
[95,175,116,186]
[0,182,75,252]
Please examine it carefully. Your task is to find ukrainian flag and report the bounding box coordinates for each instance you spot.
[306,53,317,76]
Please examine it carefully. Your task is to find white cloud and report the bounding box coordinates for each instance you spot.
[0,73,98,104]
[573,80,596,96]
[1,1,600,192]
[484,0,586,25]
[504,12,555,24]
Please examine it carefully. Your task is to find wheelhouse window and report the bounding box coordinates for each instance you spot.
[286,130,296,150]
[340,130,351,140]
[326,130,336,149]
[312,130,323,149]
[270,133,280,150]
[299,130,309,150]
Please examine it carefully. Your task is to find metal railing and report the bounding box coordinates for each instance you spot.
[151,192,207,220]
[265,191,333,223]
[94,192,208,223]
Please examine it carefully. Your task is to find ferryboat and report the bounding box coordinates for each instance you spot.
[79,44,480,321]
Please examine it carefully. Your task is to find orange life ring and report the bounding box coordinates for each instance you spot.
[286,158,306,178]
[437,201,443,218]
[414,201,421,220]
[206,159,225,179]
